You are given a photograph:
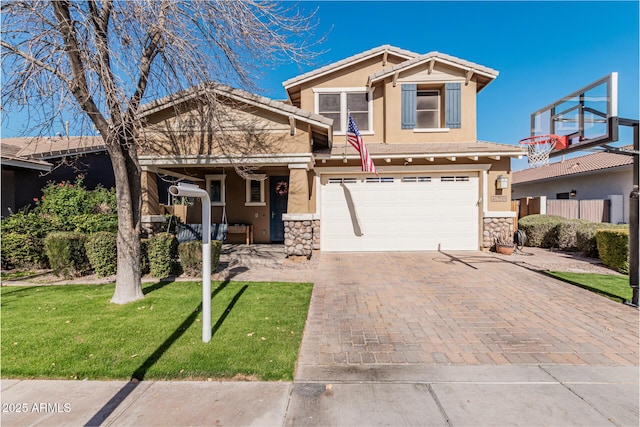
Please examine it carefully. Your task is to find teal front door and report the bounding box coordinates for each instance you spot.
[269,176,289,242]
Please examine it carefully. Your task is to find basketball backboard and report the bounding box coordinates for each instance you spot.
[531,72,619,157]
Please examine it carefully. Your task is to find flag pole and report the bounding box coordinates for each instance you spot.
[343,110,350,163]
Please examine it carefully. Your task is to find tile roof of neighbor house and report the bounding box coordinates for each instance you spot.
[367,51,499,91]
[1,136,105,160]
[282,44,420,89]
[139,82,333,128]
[320,141,526,158]
[512,147,634,184]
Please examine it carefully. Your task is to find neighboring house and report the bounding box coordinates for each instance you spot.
[1,136,113,216]
[137,44,526,255]
[512,148,634,223]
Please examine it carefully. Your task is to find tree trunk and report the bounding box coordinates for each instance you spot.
[109,132,144,304]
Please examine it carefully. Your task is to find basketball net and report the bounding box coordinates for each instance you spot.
[519,135,562,168]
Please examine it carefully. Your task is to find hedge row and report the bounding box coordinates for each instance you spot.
[518,214,629,260]
[2,230,222,279]
[596,229,629,273]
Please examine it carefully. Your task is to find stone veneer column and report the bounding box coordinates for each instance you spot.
[482,216,515,250]
[282,213,320,257]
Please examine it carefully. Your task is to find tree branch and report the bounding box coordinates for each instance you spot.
[52,0,110,137]
[0,40,71,86]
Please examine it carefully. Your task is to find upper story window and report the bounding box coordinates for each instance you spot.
[315,88,374,134]
[416,90,440,129]
[402,82,461,131]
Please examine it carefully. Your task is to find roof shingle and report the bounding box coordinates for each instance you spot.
[512,147,634,184]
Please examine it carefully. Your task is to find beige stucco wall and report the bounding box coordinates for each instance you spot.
[486,157,513,212]
[295,56,479,145]
[140,101,313,157]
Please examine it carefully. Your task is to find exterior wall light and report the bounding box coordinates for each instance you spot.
[496,175,509,189]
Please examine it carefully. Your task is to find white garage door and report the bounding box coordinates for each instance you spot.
[320,173,479,251]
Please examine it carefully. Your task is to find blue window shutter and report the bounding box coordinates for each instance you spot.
[401,84,417,129]
[445,83,461,128]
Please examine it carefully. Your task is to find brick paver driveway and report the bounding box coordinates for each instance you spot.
[298,251,638,369]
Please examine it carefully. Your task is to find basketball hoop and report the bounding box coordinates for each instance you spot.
[519,134,567,168]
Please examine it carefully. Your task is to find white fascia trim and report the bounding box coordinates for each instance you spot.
[414,128,451,133]
[484,211,517,218]
[317,152,525,161]
[139,153,314,167]
[39,147,107,160]
[315,164,491,174]
[369,57,497,85]
[284,51,415,90]
[2,158,52,171]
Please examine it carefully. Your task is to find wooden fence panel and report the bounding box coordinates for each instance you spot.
[547,199,579,219]
[580,199,610,222]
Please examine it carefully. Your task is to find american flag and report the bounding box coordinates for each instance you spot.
[347,114,377,175]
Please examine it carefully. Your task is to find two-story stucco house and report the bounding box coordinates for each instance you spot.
[138,45,525,255]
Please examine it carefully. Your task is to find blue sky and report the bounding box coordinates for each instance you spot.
[261,0,639,170]
[3,1,638,171]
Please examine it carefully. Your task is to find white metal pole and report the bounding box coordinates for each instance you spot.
[168,183,212,342]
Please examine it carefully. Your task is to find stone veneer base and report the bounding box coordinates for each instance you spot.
[482,216,514,250]
[282,214,320,257]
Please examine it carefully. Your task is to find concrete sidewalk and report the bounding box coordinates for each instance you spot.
[2,365,638,426]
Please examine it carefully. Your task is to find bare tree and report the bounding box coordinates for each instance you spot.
[1,0,321,304]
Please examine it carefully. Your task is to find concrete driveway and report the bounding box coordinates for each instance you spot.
[297,251,638,377]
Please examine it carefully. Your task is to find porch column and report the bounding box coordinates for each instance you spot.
[287,164,310,213]
[141,168,160,216]
[283,164,318,257]
[141,168,164,236]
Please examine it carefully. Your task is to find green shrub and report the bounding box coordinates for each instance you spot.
[178,240,222,276]
[147,233,179,278]
[557,219,590,251]
[0,208,60,238]
[596,229,629,273]
[37,179,117,231]
[85,232,117,277]
[140,238,150,275]
[38,180,93,230]
[44,232,90,279]
[576,222,627,258]
[1,233,49,270]
[87,185,117,214]
[518,215,566,248]
[72,213,118,233]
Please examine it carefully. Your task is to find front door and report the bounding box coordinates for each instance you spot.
[269,176,289,242]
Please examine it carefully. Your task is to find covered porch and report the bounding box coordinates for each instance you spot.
[139,154,319,256]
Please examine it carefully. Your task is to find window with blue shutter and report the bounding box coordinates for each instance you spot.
[445,83,461,128]
[401,84,417,129]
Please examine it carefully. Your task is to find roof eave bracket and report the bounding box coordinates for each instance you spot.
[465,69,475,86]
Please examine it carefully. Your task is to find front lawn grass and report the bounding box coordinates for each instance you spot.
[546,271,632,303]
[1,280,312,381]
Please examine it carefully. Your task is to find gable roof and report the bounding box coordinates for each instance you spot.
[139,82,333,130]
[512,147,634,184]
[367,51,499,92]
[282,44,419,90]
